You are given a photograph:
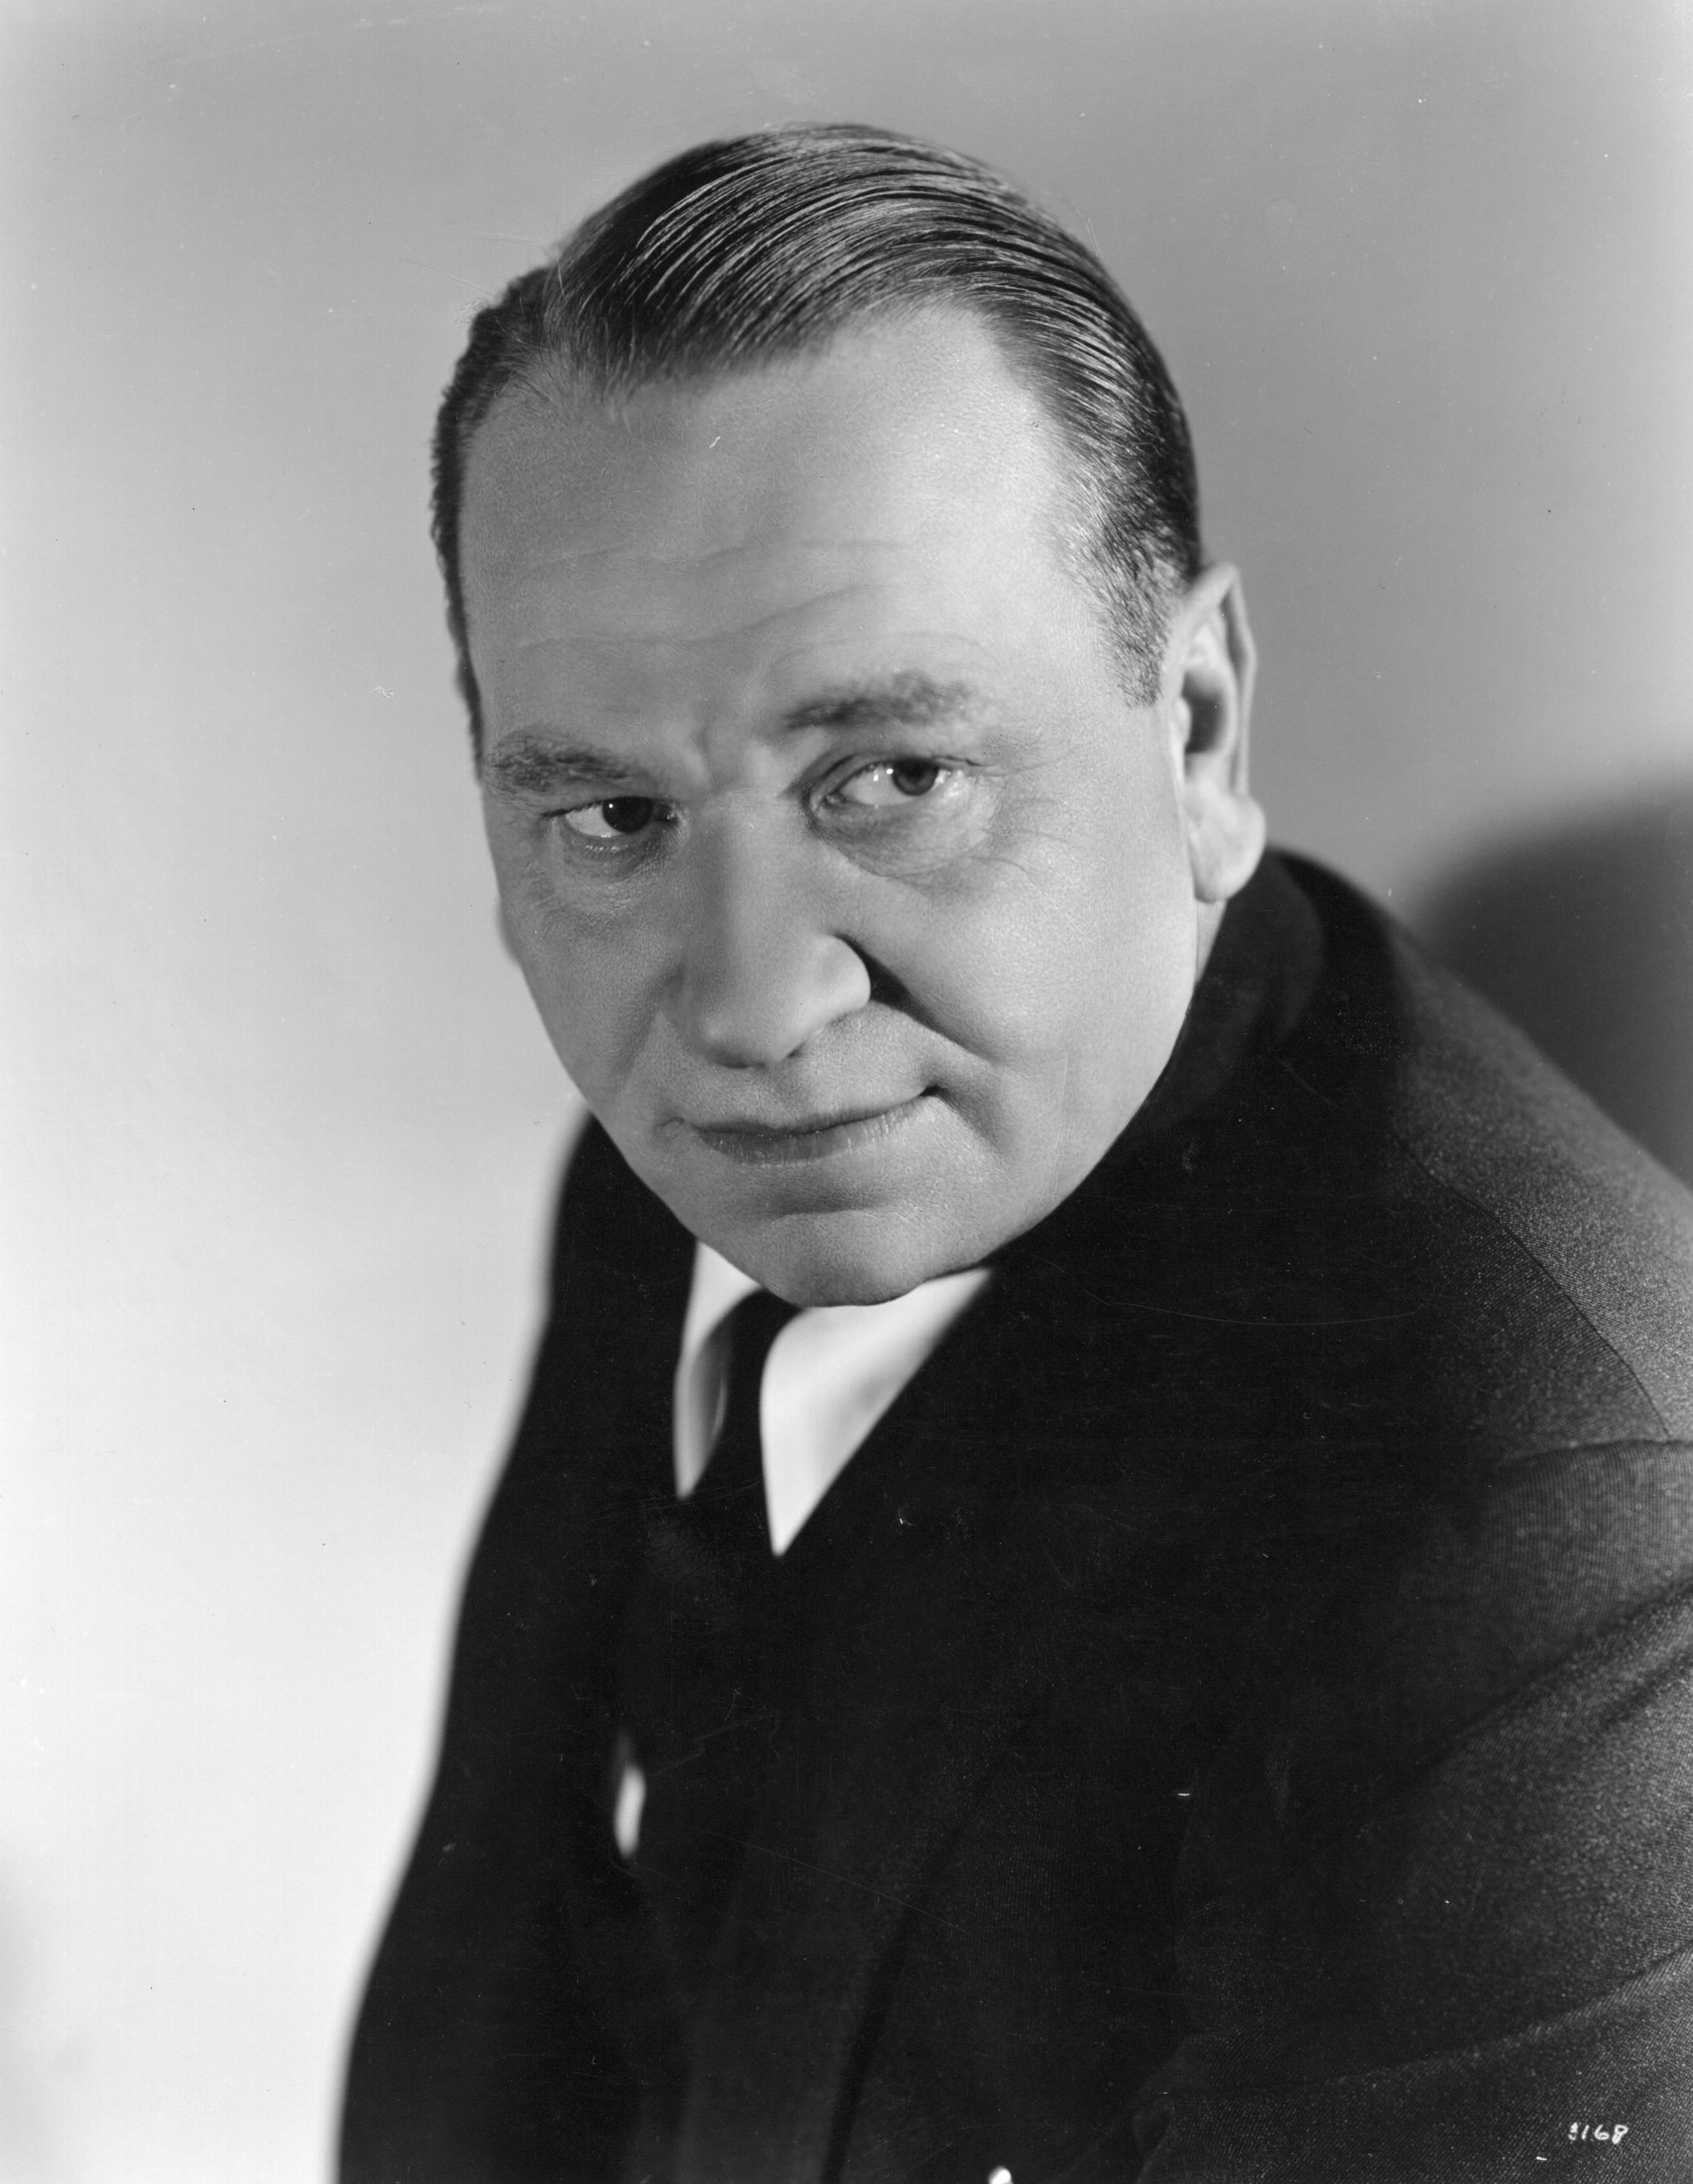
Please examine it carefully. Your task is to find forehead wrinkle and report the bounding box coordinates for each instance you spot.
[503,535,911,583]
[505,580,890,657]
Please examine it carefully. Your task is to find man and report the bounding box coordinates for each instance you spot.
[341,127,1693,2181]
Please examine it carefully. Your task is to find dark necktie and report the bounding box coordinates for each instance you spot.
[680,1287,796,1587]
[619,1288,800,2016]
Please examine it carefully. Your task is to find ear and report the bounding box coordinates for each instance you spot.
[1163,563,1266,906]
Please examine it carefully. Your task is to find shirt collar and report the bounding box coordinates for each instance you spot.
[673,1246,990,1553]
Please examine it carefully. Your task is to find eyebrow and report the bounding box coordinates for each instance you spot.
[482,736,645,798]
[777,672,980,737]
[481,673,982,798]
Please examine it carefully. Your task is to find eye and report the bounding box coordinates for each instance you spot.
[834,759,947,807]
[560,795,665,840]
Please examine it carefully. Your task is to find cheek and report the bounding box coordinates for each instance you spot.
[904,758,1194,1079]
[490,893,656,1117]
[953,890,1194,1081]
[1087,891,1199,1091]
[516,932,660,1112]
[484,808,670,1108]
[1067,799,1199,1112]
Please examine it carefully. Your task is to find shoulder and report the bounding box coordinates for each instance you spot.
[449,1120,694,1669]
[1277,853,1693,1443]
[1007,852,1693,1735]
[1015,853,1691,1524]
[1194,855,1693,1676]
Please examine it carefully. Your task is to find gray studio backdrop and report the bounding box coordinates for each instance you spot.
[4,2,1690,2178]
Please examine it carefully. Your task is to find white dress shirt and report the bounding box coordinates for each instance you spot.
[672,1244,992,1556]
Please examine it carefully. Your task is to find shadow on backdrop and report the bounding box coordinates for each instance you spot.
[1414,779,1693,1190]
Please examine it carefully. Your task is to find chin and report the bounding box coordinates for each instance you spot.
[718,1204,981,1308]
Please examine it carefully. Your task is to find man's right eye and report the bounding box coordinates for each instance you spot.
[560,796,662,841]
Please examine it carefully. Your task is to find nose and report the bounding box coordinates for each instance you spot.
[670,810,872,1068]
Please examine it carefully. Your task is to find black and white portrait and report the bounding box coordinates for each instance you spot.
[6,6,1691,2180]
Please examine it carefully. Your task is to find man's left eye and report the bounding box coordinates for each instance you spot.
[834,759,946,807]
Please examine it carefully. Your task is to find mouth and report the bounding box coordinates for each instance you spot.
[688,1091,937,1166]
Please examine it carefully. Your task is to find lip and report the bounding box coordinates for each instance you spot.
[688,1092,935,1166]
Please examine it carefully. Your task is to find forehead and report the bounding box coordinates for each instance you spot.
[456,313,1097,681]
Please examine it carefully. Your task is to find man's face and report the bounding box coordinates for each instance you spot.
[462,313,1259,1303]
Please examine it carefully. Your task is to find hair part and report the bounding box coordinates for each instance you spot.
[434,124,1203,758]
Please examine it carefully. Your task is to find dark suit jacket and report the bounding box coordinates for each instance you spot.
[341,855,1693,2182]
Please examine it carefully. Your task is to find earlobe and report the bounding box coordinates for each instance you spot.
[1186,773,1268,905]
[1170,566,1266,905]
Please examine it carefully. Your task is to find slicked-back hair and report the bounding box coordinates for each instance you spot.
[435,124,1203,757]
